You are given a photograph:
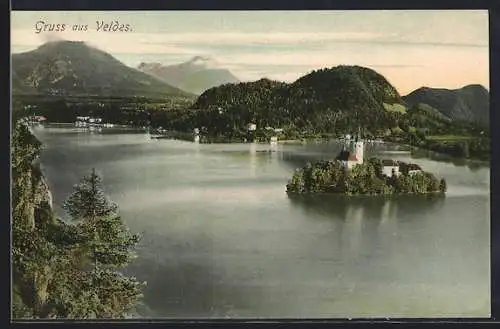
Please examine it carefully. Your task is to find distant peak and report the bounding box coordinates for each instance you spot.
[462,84,488,91]
[40,40,86,47]
[190,55,213,62]
[187,55,219,68]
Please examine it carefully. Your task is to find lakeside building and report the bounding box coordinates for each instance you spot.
[336,139,364,170]
[335,138,423,177]
[381,159,400,177]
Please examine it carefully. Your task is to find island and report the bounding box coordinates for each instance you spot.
[286,139,447,196]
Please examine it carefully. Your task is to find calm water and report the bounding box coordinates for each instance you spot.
[32,125,490,319]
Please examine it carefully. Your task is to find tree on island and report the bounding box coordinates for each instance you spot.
[286,158,447,196]
[439,178,447,193]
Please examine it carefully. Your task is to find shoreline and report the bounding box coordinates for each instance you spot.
[38,122,490,163]
[286,190,446,198]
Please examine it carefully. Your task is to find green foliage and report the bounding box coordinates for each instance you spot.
[286,157,446,196]
[439,178,447,193]
[383,102,407,113]
[63,169,118,221]
[160,65,488,150]
[12,123,143,319]
[184,66,404,137]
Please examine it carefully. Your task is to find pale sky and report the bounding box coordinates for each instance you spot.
[11,10,489,95]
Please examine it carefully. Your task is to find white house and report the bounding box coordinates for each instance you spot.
[270,136,278,145]
[381,159,400,177]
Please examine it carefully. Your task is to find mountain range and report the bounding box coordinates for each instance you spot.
[10,41,489,127]
[137,56,239,95]
[188,65,489,137]
[11,41,192,99]
[402,84,490,125]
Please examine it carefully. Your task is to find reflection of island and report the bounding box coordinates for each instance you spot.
[287,193,445,222]
[288,194,444,258]
[249,142,257,177]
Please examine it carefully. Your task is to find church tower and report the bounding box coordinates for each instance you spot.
[354,140,364,165]
[354,126,364,164]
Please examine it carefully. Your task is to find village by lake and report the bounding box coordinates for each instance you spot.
[31,124,490,318]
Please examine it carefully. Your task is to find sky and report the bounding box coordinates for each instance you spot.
[11,10,489,95]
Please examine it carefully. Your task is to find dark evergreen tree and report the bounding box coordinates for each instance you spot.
[63,169,117,222]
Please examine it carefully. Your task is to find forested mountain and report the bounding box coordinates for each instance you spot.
[11,41,193,99]
[138,56,239,95]
[187,65,406,136]
[402,84,489,126]
[161,65,487,144]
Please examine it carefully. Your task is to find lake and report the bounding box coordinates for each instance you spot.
[32,125,490,319]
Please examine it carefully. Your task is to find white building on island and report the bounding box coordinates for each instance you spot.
[381,159,400,177]
[335,137,424,177]
[336,140,364,170]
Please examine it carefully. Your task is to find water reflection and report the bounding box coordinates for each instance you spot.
[249,142,257,177]
[287,194,446,261]
[287,194,445,223]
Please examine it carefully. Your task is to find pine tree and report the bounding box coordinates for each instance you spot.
[63,168,117,222]
[60,169,143,317]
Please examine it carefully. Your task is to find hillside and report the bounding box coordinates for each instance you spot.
[12,41,193,99]
[188,65,405,136]
[402,84,489,126]
[12,70,37,95]
[138,56,239,95]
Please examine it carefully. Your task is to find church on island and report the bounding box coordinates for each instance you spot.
[335,137,422,176]
[335,139,364,170]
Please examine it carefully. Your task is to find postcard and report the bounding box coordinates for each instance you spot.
[10,10,490,319]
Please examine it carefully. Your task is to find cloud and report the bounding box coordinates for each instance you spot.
[11,29,204,55]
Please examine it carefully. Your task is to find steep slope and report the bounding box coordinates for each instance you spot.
[402,84,489,125]
[12,41,193,98]
[137,56,239,95]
